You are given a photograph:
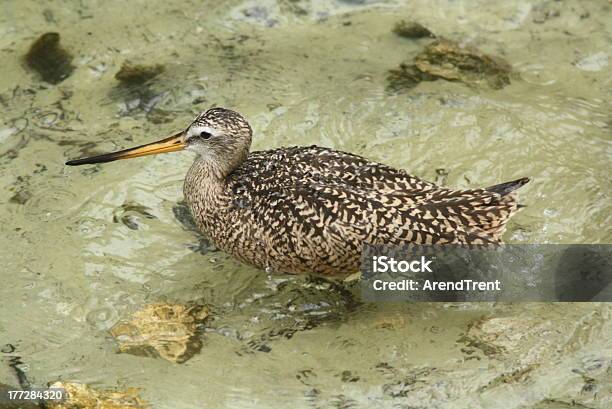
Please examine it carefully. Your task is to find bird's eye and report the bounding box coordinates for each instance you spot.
[199,131,212,140]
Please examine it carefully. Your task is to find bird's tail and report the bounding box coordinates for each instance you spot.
[485,177,530,196]
[414,177,530,244]
[466,177,530,241]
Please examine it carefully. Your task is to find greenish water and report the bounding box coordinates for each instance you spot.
[0,0,611,408]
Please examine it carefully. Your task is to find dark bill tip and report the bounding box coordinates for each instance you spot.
[65,153,122,166]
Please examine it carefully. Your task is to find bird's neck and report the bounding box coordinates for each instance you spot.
[190,156,230,181]
[184,158,228,201]
[183,159,227,230]
[184,154,245,201]
[183,152,249,213]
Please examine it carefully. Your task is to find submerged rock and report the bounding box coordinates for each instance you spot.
[392,20,434,39]
[415,39,512,89]
[110,303,209,363]
[531,0,562,24]
[24,32,74,84]
[387,62,436,91]
[388,38,512,91]
[112,202,157,230]
[115,61,165,85]
[48,382,147,409]
[462,315,555,360]
[146,107,176,124]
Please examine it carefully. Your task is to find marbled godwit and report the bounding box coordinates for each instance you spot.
[66,108,529,275]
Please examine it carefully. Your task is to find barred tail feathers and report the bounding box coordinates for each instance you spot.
[413,177,529,243]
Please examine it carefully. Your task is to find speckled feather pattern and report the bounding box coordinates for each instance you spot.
[183,109,528,275]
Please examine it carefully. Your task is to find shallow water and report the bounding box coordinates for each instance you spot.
[0,0,611,408]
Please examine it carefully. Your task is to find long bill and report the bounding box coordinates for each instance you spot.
[65,130,186,166]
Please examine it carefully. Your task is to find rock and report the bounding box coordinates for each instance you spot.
[531,1,562,24]
[24,33,74,84]
[574,52,608,72]
[388,38,512,91]
[414,39,511,89]
[392,20,434,39]
[146,108,176,124]
[48,382,147,409]
[112,202,157,231]
[462,315,555,360]
[387,62,436,91]
[110,303,209,363]
[115,62,165,85]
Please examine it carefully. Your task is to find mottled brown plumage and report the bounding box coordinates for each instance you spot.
[67,107,529,276]
[182,108,528,275]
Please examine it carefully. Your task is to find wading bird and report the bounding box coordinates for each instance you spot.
[66,108,529,275]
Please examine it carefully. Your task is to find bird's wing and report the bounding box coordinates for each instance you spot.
[229,173,496,250]
[231,147,523,245]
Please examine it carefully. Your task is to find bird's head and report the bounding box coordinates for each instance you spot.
[184,107,252,166]
[66,107,253,176]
